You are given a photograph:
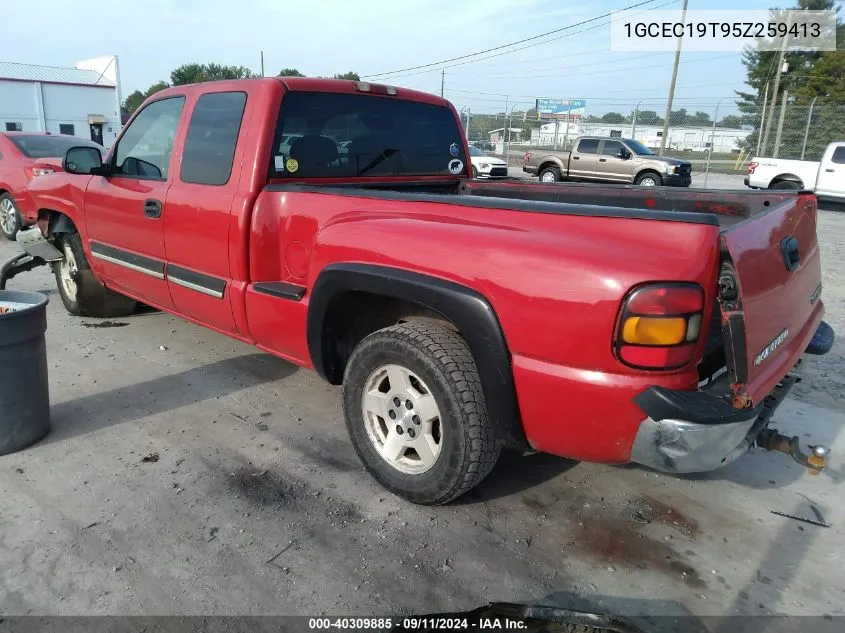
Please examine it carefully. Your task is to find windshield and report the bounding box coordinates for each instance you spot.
[270,92,466,178]
[8,134,100,159]
[468,146,487,157]
[625,139,655,155]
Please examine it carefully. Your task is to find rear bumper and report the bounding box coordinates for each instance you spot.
[630,319,834,473]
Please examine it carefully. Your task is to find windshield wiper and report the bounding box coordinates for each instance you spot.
[356,148,400,176]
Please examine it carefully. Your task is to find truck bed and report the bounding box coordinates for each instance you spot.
[268,179,800,230]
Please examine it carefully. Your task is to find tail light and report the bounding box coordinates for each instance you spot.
[747,162,758,174]
[524,152,532,163]
[615,283,705,370]
[25,166,55,179]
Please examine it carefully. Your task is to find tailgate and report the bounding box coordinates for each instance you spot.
[719,193,823,405]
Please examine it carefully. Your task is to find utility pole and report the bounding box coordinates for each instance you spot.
[502,95,508,154]
[761,15,791,156]
[772,89,789,158]
[631,100,642,140]
[755,80,769,156]
[800,96,818,160]
[260,51,265,77]
[659,0,688,155]
[440,70,445,98]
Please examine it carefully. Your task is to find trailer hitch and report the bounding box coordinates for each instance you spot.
[0,252,47,290]
[756,428,830,475]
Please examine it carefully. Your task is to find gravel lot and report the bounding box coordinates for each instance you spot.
[0,196,843,626]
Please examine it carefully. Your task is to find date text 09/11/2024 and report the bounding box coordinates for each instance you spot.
[308,618,528,630]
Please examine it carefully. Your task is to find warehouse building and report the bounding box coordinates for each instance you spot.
[0,56,122,148]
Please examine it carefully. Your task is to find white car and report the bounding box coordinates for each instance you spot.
[468,146,508,179]
[746,141,845,203]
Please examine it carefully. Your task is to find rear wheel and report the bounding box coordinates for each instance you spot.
[539,166,561,183]
[342,322,500,505]
[53,232,137,317]
[772,180,801,190]
[472,166,479,178]
[0,193,21,241]
[636,171,662,187]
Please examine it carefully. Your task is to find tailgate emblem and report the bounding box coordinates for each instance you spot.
[754,328,789,367]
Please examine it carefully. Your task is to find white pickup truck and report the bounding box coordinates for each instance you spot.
[746,141,845,203]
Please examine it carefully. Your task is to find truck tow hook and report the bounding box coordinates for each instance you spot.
[757,428,830,475]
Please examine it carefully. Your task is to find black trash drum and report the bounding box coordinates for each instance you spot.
[0,290,50,455]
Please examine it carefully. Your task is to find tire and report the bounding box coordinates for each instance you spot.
[539,166,561,183]
[53,232,137,317]
[472,166,479,179]
[342,322,500,505]
[636,171,662,187]
[772,180,801,190]
[0,193,22,241]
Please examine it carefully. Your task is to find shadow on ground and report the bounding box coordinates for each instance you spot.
[45,353,297,443]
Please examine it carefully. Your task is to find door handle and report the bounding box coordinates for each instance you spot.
[144,199,162,219]
[825,168,834,172]
[573,156,580,160]
[599,158,607,162]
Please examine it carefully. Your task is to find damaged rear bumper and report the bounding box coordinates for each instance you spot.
[630,320,833,474]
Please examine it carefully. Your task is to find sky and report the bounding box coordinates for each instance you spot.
[4,0,816,118]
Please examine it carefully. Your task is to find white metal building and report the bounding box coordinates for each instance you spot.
[532,121,751,154]
[0,56,122,148]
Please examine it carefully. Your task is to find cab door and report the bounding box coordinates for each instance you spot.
[815,144,845,199]
[596,139,630,182]
[163,90,249,335]
[84,96,187,309]
[569,138,600,179]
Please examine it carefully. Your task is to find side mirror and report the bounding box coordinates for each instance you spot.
[616,148,630,160]
[63,146,104,175]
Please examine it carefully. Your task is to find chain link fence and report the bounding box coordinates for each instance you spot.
[464,99,844,181]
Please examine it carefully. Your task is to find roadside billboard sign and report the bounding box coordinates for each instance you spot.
[535,98,587,119]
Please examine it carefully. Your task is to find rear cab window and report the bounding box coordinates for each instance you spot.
[576,138,599,154]
[269,92,466,178]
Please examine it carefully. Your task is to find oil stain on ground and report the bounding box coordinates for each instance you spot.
[81,320,130,329]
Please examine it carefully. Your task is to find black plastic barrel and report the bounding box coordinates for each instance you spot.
[0,290,50,455]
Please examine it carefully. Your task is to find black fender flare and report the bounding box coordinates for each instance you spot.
[47,213,77,235]
[307,263,526,448]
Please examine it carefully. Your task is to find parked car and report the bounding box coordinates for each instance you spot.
[745,142,845,203]
[523,137,692,187]
[471,140,494,152]
[468,146,508,178]
[0,133,102,240]
[7,78,833,504]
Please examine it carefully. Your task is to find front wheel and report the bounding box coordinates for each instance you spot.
[636,172,662,187]
[342,322,500,505]
[53,232,137,317]
[0,193,22,241]
[772,180,801,190]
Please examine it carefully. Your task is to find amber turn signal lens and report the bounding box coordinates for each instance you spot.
[622,316,687,346]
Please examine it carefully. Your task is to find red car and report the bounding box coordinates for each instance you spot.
[5,78,834,504]
[0,132,102,240]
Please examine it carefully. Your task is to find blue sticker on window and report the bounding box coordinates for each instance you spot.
[449,143,460,157]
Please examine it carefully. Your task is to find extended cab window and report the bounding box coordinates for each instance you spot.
[114,97,185,180]
[270,92,466,178]
[832,146,845,164]
[576,138,599,154]
[180,92,247,186]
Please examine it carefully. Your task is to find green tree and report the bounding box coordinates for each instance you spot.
[668,108,689,125]
[736,0,842,155]
[170,63,256,86]
[121,80,170,119]
[278,68,305,77]
[601,112,627,124]
[686,111,713,126]
[635,110,663,125]
[717,114,744,128]
[333,72,361,81]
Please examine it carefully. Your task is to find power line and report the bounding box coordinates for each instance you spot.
[361,0,665,79]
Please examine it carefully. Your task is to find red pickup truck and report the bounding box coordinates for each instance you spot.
[3,77,834,505]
